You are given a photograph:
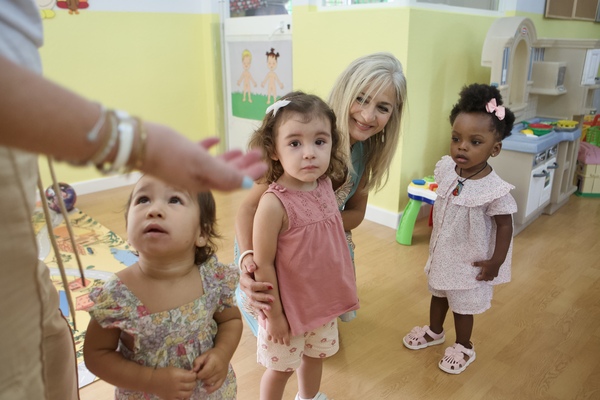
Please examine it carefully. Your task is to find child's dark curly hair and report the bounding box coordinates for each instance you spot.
[449,83,515,140]
[249,91,346,184]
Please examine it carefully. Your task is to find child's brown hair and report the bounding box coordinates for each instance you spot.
[248,91,346,184]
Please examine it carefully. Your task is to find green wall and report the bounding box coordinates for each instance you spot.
[39,5,600,218]
[292,5,410,212]
[39,11,222,185]
[400,9,501,211]
[293,5,600,213]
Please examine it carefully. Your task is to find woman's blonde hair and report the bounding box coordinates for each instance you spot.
[328,52,407,192]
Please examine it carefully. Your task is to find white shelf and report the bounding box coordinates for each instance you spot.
[529,87,568,95]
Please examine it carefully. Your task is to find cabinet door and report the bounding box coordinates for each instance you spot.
[545,0,576,19]
[541,158,558,205]
[525,163,547,218]
[545,0,600,21]
[574,0,600,20]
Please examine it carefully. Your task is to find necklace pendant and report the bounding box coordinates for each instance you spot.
[453,181,463,196]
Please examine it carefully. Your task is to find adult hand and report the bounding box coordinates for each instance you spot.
[239,255,274,318]
[142,123,267,193]
[148,366,197,400]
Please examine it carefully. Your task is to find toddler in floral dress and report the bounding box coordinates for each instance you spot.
[403,84,517,374]
[83,175,241,399]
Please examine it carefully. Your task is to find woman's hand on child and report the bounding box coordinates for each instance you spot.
[193,348,229,394]
[148,366,197,400]
[472,260,501,281]
[239,257,274,318]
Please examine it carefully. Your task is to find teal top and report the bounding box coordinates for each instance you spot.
[338,141,366,211]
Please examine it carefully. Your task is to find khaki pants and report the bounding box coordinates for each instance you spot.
[0,148,78,400]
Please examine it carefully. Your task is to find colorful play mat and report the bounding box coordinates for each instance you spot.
[33,206,137,388]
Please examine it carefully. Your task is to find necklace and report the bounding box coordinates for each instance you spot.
[452,163,488,196]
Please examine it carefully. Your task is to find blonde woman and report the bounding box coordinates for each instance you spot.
[236,52,407,335]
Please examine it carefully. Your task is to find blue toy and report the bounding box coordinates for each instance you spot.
[396,176,437,245]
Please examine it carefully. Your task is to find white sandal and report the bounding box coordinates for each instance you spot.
[295,392,329,400]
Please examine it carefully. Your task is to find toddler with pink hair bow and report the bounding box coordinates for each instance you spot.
[402,83,517,374]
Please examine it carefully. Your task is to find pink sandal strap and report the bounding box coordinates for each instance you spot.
[406,325,443,344]
[425,326,444,341]
[439,343,476,373]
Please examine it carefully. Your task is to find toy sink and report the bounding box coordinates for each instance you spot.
[522,121,553,136]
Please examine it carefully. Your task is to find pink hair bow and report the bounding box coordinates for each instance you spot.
[486,98,505,120]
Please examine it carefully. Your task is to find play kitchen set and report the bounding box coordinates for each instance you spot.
[481,17,600,235]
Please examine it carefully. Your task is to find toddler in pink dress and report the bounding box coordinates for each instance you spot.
[248,92,358,400]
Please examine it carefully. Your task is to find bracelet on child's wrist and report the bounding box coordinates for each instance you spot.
[237,250,254,272]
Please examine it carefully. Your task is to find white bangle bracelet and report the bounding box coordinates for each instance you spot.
[90,112,118,166]
[110,113,135,174]
[87,103,106,141]
[96,110,135,175]
[237,250,254,272]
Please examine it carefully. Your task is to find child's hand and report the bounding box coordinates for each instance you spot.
[472,259,501,281]
[149,366,197,400]
[241,253,258,274]
[193,348,229,394]
[266,316,291,346]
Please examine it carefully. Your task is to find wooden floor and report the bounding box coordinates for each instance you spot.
[76,185,600,400]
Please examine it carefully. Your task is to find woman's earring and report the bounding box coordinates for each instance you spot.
[381,128,385,143]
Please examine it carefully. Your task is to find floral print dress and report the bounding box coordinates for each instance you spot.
[88,256,239,399]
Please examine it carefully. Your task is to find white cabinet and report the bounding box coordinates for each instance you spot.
[490,140,566,235]
[544,139,580,214]
[525,152,557,218]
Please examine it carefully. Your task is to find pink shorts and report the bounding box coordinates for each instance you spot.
[257,319,339,372]
[428,284,493,315]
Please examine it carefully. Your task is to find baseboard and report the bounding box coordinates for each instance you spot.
[364,202,431,230]
[43,173,432,232]
[37,173,141,201]
[364,205,401,230]
[69,173,142,196]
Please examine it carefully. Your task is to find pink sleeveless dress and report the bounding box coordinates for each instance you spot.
[265,177,359,336]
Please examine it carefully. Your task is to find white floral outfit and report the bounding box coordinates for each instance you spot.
[425,156,517,294]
